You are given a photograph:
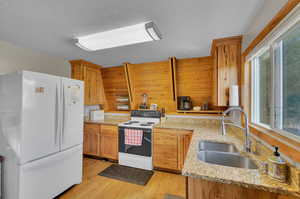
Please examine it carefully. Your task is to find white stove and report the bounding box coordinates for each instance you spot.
[118,119,159,129]
[118,110,161,170]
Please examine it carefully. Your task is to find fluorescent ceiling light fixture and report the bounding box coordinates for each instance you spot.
[75,21,162,51]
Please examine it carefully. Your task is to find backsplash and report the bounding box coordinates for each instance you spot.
[164,116,221,126]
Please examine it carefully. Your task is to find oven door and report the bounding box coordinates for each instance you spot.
[118,127,152,157]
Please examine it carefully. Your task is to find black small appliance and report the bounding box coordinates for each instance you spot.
[177,96,192,110]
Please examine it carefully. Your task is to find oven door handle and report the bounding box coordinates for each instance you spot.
[144,137,151,143]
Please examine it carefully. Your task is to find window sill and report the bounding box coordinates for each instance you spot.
[250,122,271,131]
[249,123,300,149]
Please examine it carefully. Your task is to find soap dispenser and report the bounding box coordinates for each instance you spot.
[268,146,287,182]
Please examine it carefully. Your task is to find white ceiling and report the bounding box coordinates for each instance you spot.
[0,0,263,67]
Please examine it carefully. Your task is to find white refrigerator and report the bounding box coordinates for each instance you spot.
[0,71,84,199]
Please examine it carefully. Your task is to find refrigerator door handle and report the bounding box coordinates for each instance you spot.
[55,84,59,145]
[62,85,66,144]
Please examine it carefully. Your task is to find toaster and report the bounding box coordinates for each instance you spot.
[90,110,104,121]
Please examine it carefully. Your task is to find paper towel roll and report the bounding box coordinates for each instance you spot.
[229,85,239,107]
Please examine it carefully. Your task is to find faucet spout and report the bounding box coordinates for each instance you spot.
[221,107,251,153]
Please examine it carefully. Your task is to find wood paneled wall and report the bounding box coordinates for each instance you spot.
[101,66,129,111]
[175,56,213,107]
[126,60,176,112]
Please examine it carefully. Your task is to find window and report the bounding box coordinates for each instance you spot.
[252,50,272,127]
[251,21,300,138]
[274,23,300,136]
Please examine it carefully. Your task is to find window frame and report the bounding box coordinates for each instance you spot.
[251,46,273,129]
[250,20,300,140]
[272,22,300,139]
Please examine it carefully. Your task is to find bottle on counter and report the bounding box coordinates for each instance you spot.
[268,146,287,182]
[160,108,166,123]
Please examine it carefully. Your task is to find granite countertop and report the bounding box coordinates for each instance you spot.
[85,118,129,126]
[156,121,300,197]
[154,121,203,131]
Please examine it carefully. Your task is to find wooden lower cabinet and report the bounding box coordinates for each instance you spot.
[153,132,179,170]
[83,123,118,160]
[182,133,192,169]
[83,124,100,156]
[100,125,118,160]
[187,177,299,199]
[83,125,192,169]
[153,128,193,172]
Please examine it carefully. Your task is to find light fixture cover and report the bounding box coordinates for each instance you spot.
[75,21,162,51]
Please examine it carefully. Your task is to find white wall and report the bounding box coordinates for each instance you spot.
[0,40,70,77]
[243,0,289,50]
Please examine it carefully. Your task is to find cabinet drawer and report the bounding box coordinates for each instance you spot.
[154,128,192,136]
[101,125,118,136]
[84,124,100,133]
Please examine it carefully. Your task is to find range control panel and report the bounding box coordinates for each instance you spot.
[131,110,161,118]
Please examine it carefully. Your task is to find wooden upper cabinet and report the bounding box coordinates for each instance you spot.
[211,36,242,107]
[70,59,106,105]
[174,56,214,107]
[84,66,106,105]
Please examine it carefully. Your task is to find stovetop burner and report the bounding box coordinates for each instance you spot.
[140,123,151,126]
[123,121,140,125]
[118,114,160,128]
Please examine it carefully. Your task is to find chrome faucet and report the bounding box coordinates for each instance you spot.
[221,107,251,153]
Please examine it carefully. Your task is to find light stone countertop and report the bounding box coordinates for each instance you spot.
[84,117,129,126]
[155,120,300,197]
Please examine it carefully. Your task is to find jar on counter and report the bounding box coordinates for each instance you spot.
[268,146,287,182]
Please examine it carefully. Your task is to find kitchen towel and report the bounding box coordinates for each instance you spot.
[125,129,143,146]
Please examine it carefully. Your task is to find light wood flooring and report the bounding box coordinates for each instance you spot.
[58,158,186,199]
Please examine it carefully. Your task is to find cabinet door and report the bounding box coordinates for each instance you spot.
[83,124,100,156]
[217,44,239,106]
[177,133,193,171]
[181,133,192,169]
[95,69,106,105]
[100,125,118,160]
[84,67,96,105]
[153,130,179,171]
[212,37,241,107]
[84,67,105,105]
[70,60,105,106]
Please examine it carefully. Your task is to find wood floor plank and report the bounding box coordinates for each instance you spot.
[58,158,186,199]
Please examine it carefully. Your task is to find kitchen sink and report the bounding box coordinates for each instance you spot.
[198,141,239,153]
[197,151,258,169]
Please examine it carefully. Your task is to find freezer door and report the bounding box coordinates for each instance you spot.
[19,145,83,199]
[61,78,84,150]
[20,71,61,164]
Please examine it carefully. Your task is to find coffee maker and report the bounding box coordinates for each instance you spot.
[177,96,192,110]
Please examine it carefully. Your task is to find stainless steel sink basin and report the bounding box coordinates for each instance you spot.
[197,151,258,169]
[198,141,239,153]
